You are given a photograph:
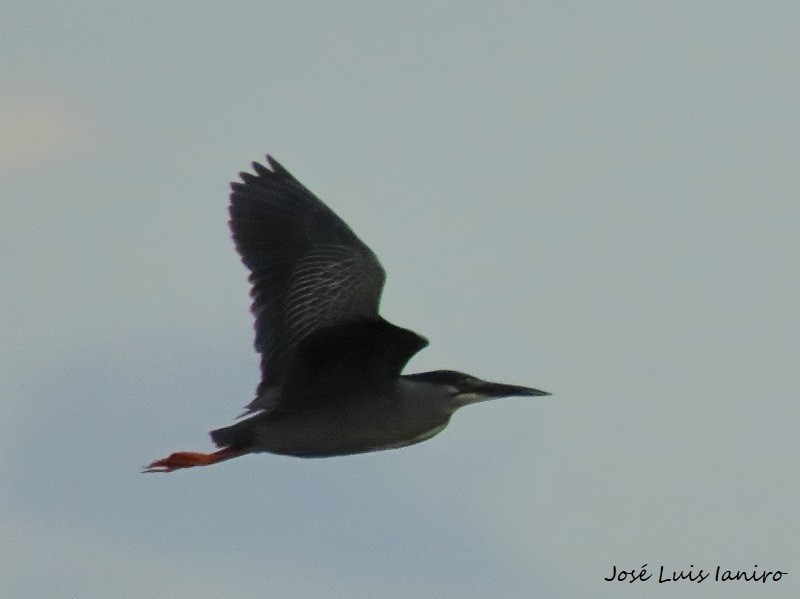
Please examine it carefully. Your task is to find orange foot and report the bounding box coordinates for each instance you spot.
[142,447,244,473]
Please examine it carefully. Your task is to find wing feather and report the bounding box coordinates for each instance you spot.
[229,156,387,413]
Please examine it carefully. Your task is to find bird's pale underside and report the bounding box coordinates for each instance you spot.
[144,156,549,473]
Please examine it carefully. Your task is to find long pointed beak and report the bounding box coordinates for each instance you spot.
[481,382,551,398]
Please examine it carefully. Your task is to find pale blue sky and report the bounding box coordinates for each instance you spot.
[3,2,799,598]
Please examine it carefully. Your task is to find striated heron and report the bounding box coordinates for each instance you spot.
[144,156,549,472]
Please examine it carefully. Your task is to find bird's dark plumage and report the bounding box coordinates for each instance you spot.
[229,157,399,415]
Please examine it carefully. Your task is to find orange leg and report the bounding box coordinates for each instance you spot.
[142,447,245,473]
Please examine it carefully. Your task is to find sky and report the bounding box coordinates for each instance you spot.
[2,2,798,598]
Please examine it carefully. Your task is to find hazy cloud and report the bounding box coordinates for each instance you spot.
[0,93,90,174]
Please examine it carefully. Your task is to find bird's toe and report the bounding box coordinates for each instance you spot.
[142,451,215,473]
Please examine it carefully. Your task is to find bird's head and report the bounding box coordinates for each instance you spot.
[403,370,550,411]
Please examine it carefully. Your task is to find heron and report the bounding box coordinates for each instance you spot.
[144,156,549,472]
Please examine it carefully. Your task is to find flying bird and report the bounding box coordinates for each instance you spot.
[144,156,550,472]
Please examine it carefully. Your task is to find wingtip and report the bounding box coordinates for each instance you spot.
[251,160,270,176]
[266,155,287,175]
[233,155,292,184]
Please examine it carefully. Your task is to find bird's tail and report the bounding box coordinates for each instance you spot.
[209,418,255,449]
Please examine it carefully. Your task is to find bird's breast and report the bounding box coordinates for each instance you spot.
[250,402,450,457]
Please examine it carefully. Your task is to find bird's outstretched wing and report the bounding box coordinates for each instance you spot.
[229,156,398,414]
